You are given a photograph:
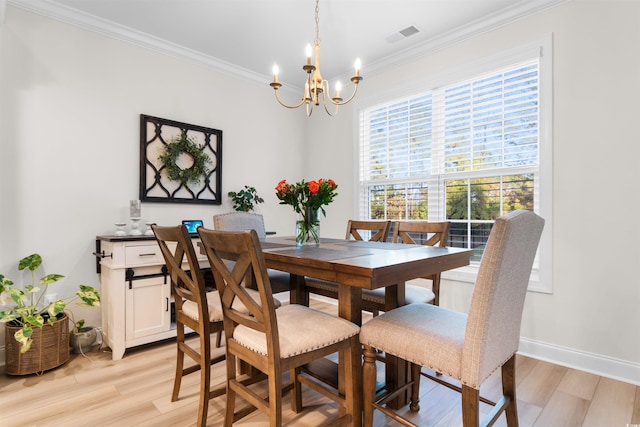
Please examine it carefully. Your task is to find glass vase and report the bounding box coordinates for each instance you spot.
[296,207,320,246]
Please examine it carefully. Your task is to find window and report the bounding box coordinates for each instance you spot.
[358,37,552,291]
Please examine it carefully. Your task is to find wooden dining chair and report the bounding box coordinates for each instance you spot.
[198,227,361,427]
[345,219,391,242]
[305,219,436,315]
[360,210,544,427]
[391,220,450,306]
[152,224,226,427]
[214,212,291,294]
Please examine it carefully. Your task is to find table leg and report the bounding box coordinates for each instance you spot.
[338,284,362,426]
[289,273,309,306]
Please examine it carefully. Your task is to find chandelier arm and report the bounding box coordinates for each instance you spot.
[330,79,362,106]
[273,90,307,109]
[321,95,338,116]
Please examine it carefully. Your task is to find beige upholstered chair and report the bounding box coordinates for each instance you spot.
[198,228,361,427]
[306,220,437,314]
[152,224,226,427]
[213,212,290,293]
[214,211,267,239]
[360,210,544,427]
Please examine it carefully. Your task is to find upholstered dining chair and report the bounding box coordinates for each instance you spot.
[198,228,361,427]
[305,219,436,315]
[152,224,226,427]
[359,210,544,427]
[213,212,291,294]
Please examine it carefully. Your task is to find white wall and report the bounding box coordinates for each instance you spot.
[2,1,640,385]
[307,0,640,384]
[0,6,305,358]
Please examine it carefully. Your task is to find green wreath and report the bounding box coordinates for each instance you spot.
[158,134,212,185]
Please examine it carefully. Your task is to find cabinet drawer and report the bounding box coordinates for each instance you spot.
[125,244,165,267]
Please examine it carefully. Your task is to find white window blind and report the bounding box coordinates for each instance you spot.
[358,38,552,293]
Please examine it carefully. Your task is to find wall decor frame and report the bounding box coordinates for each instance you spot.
[140,114,222,204]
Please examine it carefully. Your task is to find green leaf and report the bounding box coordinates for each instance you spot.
[24,285,40,294]
[40,274,64,285]
[73,319,85,334]
[77,285,101,306]
[0,311,17,322]
[47,300,65,316]
[24,314,44,328]
[0,275,14,292]
[18,254,42,271]
[15,327,32,353]
[8,288,26,305]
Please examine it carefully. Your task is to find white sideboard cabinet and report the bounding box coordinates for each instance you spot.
[95,235,207,360]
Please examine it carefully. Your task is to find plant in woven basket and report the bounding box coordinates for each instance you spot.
[0,253,101,353]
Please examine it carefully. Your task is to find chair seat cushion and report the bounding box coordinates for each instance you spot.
[305,278,435,305]
[359,303,467,380]
[233,304,360,358]
[183,289,281,323]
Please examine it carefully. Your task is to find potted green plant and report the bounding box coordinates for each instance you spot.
[0,253,101,374]
[228,185,264,212]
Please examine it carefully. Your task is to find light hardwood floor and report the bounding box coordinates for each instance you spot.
[1,296,638,427]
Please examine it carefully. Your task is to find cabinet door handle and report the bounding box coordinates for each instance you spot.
[165,297,169,312]
[138,253,156,257]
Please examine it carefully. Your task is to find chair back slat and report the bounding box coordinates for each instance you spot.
[462,210,544,387]
[152,224,209,328]
[198,228,280,357]
[346,220,391,242]
[392,221,450,247]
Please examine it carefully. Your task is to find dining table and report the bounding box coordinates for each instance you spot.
[256,236,473,423]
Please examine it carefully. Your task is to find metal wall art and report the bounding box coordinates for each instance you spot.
[139,114,222,204]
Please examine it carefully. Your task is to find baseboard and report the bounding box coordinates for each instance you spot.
[519,337,640,386]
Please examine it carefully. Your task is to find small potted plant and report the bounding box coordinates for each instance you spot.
[0,253,101,374]
[228,185,264,212]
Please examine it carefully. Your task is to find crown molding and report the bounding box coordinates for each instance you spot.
[7,0,268,85]
[8,0,569,87]
[363,0,570,78]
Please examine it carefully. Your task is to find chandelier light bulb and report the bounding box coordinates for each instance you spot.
[335,81,342,98]
[306,44,313,65]
[272,64,279,82]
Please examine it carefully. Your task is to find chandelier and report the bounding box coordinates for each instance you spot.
[269,0,363,116]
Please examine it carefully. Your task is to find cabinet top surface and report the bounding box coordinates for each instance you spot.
[96,235,157,242]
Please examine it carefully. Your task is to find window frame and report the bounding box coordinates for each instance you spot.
[355,34,553,293]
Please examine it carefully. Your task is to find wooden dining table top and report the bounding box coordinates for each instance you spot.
[260,236,473,291]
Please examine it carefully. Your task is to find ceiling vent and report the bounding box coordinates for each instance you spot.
[386,25,420,43]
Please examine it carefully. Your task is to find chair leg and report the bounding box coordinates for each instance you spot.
[197,332,211,427]
[344,336,362,427]
[363,345,377,427]
[409,363,421,412]
[172,329,185,402]
[462,385,480,427]
[269,365,282,427]
[224,353,237,427]
[502,355,519,427]
[292,368,303,413]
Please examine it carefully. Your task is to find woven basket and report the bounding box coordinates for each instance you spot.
[5,313,70,375]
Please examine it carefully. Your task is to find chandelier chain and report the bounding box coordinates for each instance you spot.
[314,0,321,46]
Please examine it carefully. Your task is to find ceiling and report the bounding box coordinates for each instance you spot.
[11,0,565,88]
